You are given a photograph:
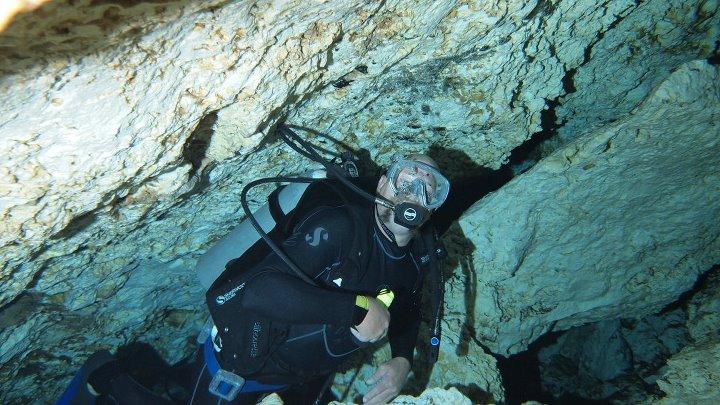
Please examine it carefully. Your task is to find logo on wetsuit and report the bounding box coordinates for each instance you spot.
[215,282,246,305]
[249,321,262,358]
[305,227,329,246]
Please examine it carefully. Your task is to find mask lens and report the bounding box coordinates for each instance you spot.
[391,162,445,208]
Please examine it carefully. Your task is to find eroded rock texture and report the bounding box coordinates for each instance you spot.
[329,387,473,405]
[538,310,690,401]
[535,266,720,403]
[651,267,720,404]
[461,60,720,355]
[0,0,718,402]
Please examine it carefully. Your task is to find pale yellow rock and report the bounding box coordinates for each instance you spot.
[258,393,284,405]
[650,269,720,404]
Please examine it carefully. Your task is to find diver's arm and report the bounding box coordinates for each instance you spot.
[365,297,419,405]
[387,294,422,366]
[241,270,357,326]
[239,206,360,326]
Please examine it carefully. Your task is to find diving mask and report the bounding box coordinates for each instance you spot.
[386,156,450,210]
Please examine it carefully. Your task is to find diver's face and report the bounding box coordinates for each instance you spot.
[393,165,437,206]
[376,174,432,230]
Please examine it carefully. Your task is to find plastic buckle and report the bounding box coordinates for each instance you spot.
[196,318,213,345]
[209,369,245,401]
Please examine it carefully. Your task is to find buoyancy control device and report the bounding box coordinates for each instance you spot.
[195,124,445,363]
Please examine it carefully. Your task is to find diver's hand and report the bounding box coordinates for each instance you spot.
[363,357,411,404]
[351,297,389,343]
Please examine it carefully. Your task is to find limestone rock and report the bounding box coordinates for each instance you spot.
[331,335,503,404]
[554,0,720,147]
[685,267,720,345]
[0,0,718,402]
[329,386,473,405]
[537,310,690,400]
[291,0,720,170]
[649,267,720,404]
[653,342,720,404]
[258,393,284,405]
[460,60,720,355]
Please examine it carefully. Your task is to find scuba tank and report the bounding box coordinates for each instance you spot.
[196,168,329,290]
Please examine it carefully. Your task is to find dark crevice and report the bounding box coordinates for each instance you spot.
[332,78,352,88]
[660,263,719,314]
[570,3,639,79]
[512,0,641,166]
[707,40,720,66]
[19,261,50,291]
[524,0,557,21]
[49,211,98,240]
[508,98,564,168]
[496,263,718,404]
[494,330,614,405]
[561,68,577,94]
[509,80,524,109]
[182,111,217,180]
[0,293,49,338]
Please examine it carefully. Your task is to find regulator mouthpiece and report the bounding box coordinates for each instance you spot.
[393,202,429,229]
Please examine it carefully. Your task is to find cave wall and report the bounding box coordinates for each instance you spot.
[652,267,720,403]
[460,60,720,355]
[536,265,720,402]
[0,0,718,402]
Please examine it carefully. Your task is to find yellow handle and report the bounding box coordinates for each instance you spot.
[376,288,395,307]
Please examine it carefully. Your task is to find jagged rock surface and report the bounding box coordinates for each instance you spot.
[329,387,473,405]
[460,60,720,355]
[537,310,690,400]
[331,324,504,404]
[650,267,720,404]
[653,342,720,404]
[0,0,718,402]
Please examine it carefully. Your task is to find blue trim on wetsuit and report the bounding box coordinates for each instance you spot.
[203,338,287,395]
[55,368,85,405]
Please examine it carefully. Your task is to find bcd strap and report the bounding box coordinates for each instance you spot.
[267,186,286,226]
[422,226,445,364]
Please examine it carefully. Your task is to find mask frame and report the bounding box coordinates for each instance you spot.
[385,155,450,210]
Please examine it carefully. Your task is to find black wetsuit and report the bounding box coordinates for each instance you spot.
[206,191,425,386]
[79,169,514,405]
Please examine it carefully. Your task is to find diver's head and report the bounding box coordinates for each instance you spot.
[376,154,450,234]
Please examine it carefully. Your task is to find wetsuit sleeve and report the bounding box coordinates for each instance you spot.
[239,206,358,326]
[432,166,513,236]
[387,293,422,366]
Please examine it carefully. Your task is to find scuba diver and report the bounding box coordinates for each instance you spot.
[192,153,450,405]
[58,125,513,404]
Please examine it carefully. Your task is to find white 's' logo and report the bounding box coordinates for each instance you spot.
[305,227,329,246]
